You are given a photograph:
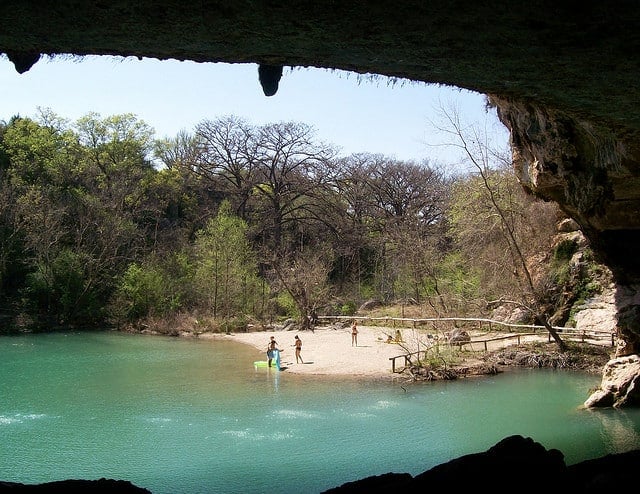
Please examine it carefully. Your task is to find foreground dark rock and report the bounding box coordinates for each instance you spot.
[0,478,150,493]
[3,436,637,493]
[323,435,640,493]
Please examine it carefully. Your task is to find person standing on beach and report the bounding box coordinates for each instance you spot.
[267,336,278,367]
[294,335,304,363]
[351,320,358,347]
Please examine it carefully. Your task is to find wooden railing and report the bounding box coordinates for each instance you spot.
[387,329,614,373]
[317,315,616,373]
[319,315,614,342]
[319,314,561,333]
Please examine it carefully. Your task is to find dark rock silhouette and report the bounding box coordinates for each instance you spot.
[2,436,637,493]
[258,64,283,96]
[324,435,640,493]
[5,51,41,73]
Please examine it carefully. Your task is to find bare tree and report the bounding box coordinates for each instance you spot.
[153,129,200,171]
[331,153,450,303]
[267,247,334,331]
[193,115,259,219]
[250,121,337,251]
[434,102,566,351]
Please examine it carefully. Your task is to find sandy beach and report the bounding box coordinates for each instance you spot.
[197,323,568,379]
[205,324,410,378]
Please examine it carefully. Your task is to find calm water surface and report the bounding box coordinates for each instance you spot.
[1,331,639,494]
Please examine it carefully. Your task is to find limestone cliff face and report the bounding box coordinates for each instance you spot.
[490,95,640,285]
[491,95,640,406]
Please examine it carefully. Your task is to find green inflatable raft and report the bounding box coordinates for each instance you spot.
[254,349,281,370]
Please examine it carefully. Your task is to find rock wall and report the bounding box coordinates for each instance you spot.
[490,95,640,284]
[490,95,640,406]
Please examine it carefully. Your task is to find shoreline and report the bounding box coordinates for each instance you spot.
[196,324,611,378]
[200,324,406,378]
[198,324,513,379]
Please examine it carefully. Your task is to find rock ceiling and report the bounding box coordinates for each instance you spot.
[1,2,638,129]
[2,0,640,284]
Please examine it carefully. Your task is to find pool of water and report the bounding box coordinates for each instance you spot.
[1,331,639,494]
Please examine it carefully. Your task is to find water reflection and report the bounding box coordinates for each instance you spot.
[589,408,640,453]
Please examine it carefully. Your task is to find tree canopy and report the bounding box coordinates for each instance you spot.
[0,109,576,334]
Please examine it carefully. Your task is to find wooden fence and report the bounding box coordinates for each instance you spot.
[319,315,614,342]
[318,315,616,373]
[320,314,559,333]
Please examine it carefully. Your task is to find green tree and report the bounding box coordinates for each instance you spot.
[113,262,170,321]
[193,201,261,318]
[109,250,195,325]
[0,112,170,327]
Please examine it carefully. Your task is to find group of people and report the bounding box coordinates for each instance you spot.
[266,334,304,367]
[266,319,360,368]
[385,330,403,344]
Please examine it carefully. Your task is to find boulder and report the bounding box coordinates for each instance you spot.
[584,354,640,408]
[445,329,471,346]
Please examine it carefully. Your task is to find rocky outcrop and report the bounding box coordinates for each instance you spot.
[584,354,640,408]
[3,436,637,493]
[572,289,617,336]
[489,95,640,285]
[323,435,640,493]
[491,96,640,406]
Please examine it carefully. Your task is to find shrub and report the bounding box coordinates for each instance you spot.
[340,301,357,316]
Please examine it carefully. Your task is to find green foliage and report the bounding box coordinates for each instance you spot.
[193,201,262,318]
[22,249,104,326]
[420,277,439,297]
[2,116,81,189]
[274,291,299,319]
[0,112,169,328]
[553,239,578,263]
[113,250,196,323]
[340,301,357,316]
[114,263,166,320]
[0,108,609,334]
[438,253,481,300]
[550,238,580,288]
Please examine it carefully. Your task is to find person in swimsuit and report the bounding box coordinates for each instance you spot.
[294,335,303,364]
[267,336,278,367]
[351,320,358,347]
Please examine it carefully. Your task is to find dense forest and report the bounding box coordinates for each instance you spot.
[0,109,604,334]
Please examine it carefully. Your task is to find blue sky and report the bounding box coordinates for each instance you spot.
[1,55,509,169]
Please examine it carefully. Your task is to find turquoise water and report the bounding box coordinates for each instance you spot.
[1,331,639,494]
